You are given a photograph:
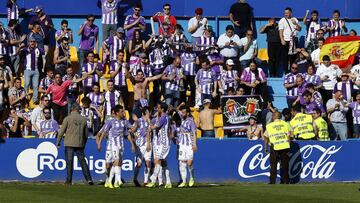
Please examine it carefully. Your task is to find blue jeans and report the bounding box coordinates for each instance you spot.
[78,49,91,77]
[202,130,215,138]
[164,89,180,107]
[353,124,360,138]
[24,69,39,103]
[331,122,348,141]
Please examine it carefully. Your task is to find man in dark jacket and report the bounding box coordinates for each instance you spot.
[56,102,93,185]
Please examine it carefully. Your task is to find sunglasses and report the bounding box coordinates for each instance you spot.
[163,7,170,10]
[291,67,298,69]
[247,34,253,36]
[134,8,141,11]
[44,112,51,114]
[43,100,50,102]
[87,19,95,22]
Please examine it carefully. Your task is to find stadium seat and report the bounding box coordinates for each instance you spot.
[127,79,134,92]
[197,129,202,138]
[258,48,268,61]
[214,114,223,128]
[216,128,224,138]
[69,46,78,62]
[125,110,130,120]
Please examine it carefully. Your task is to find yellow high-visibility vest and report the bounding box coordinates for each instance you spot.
[314,117,329,141]
[290,113,315,140]
[266,120,291,150]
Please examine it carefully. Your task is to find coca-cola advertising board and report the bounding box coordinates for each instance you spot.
[0,139,357,182]
[221,95,263,130]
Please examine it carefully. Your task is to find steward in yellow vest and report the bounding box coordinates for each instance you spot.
[290,106,315,140]
[312,108,330,141]
[264,111,292,184]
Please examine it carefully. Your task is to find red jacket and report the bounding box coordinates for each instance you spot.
[152,15,177,37]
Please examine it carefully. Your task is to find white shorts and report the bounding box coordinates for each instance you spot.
[178,145,194,161]
[105,141,123,163]
[136,145,152,162]
[153,144,170,160]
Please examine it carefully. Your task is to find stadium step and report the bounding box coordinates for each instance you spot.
[267,77,287,110]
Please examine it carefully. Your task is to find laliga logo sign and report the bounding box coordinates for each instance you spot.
[16,142,133,179]
[238,144,341,179]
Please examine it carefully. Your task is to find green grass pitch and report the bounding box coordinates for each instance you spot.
[0,182,360,203]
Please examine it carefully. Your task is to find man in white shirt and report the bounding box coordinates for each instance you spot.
[217,25,242,68]
[30,95,53,136]
[350,58,360,90]
[188,8,208,43]
[316,55,342,104]
[279,7,301,73]
[310,38,325,68]
[239,29,258,69]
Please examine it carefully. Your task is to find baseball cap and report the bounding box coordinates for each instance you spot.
[28,36,36,42]
[203,99,211,104]
[226,59,235,66]
[205,25,213,32]
[116,27,125,34]
[0,55,5,59]
[249,114,257,121]
[195,8,203,15]
[35,5,43,13]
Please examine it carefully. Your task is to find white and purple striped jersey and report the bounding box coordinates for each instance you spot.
[103,90,121,116]
[86,92,104,119]
[0,29,9,55]
[303,73,322,87]
[80,107,94,129]
[110,61,127,87]
[154,115,170,146]
[7,2,19,21]
[131,63,153,78]
[103,118,129,148]
[178,116,196,146]
[39,77,54,91]
[171,33,187,52]
[7,28,19,56]
[134,117,149,147]
[305,20,321,42]
[124,15,146,41]
[82,62,103,87]
[181,52,196,76]
[164,64,184,91]
[327,19,345,37]
[348,102,360,124]
[196,36,215,52]
[39,119,59,138]
[284,72,298,99]
[196,68,217,95]
[221,70,238,90]
[101,0,120,25]
[20,47,45,71]
[149,48,165,75]
[334,81,354,102]
[104,35,125,61]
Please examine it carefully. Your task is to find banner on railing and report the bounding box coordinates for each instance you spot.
[221,95,263,130]
[1,139,359,183]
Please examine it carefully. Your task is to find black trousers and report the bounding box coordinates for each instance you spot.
[267,42,282,77]
[65,147,92,183]
[269,146,290,184]
[52,103,68,124]
[320,89,333,109]
[183,75,196,107]
[242,83,269,104]
[280,41,290,74]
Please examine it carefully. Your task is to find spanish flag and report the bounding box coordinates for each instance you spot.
[320,36,360,69]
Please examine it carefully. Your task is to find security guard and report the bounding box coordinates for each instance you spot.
[263,111,292,184]
[312,108,330,141]
[290,105,315,140]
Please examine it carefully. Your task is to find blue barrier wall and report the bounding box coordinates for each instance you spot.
[0,0,358,18]
[1,15,359,51]
[0,139,358,183]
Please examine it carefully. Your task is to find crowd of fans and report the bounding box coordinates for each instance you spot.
[0,0,359,141]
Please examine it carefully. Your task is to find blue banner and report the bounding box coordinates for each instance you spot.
[0,139,358,182]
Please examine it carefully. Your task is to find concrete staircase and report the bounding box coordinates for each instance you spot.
[267,77,287,110]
